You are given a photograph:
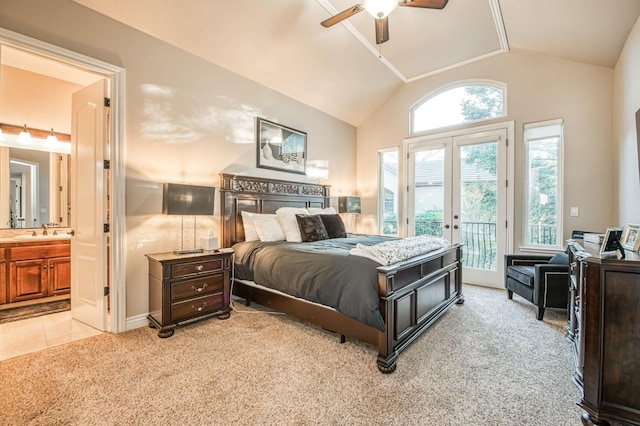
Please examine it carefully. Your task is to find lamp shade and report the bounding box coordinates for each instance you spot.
[338,196,361,214]
[162,183,215,216]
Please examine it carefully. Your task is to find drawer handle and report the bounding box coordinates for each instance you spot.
[191,283,208,292]
[195,265,204,272]
[192,302,207,312]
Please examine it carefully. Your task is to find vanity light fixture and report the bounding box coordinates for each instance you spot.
[18,124,31,143]
[47,128,58,143]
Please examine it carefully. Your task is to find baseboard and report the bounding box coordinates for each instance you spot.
[125,313,149,331]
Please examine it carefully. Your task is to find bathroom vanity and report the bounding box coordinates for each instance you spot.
[0,236,71,306]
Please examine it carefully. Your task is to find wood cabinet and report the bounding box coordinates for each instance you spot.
[0,248,6,305]
[146,250,233,338]
[0,240,70,305]
[567,240,640,426]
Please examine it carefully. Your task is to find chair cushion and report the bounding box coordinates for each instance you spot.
[506,265,535,287]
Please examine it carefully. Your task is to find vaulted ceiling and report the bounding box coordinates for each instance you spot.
[66,0,640,126]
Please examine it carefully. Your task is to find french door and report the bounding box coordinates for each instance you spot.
[407,126,510,287]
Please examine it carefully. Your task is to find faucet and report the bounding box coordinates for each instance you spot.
[42,224,48,236]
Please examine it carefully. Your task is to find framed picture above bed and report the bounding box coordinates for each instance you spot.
[256,117,306,175]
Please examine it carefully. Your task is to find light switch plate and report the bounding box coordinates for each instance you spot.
[570,207,579,217]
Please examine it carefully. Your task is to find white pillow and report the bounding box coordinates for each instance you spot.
[275,207,309,242]
[240,211,260,241]
[307,207,337,215]
[252,214,285,242]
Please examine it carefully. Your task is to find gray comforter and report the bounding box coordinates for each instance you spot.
[232,235,397,331]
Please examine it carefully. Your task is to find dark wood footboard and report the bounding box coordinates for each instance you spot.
[220,173,464,373]
[376,244,463,372]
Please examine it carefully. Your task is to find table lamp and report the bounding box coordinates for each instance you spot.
[338,196,361,233]
[163,183,215,254]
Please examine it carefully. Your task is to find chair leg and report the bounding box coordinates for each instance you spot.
[535,306,545,320]
[507,289,513,300]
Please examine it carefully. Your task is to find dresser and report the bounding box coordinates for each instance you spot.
[146,250,232,338]
[567,240,640,426]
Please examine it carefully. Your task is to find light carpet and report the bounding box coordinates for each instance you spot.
[0,284,583,425]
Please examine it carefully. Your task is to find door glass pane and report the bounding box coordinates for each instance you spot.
[459,142,498,270]
[414,148,444,237]
[379,150,399,235]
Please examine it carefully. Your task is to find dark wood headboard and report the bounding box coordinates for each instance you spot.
[219,173,331,247]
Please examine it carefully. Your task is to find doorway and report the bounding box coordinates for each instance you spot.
[0,27,126,334]
[406,123,513,287]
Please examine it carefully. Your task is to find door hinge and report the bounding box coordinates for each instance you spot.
[505,220,508,228]
[506,138,509,147]
[104,286,110,297]
[505,179,508,188]
[406,218,409,225]
[407,185,410,192]
[103,160,111,169]
[104,223,110,233]
[104,97,110,107]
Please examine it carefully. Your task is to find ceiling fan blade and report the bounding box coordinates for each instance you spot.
[398,0,449,9]
[321,4,365,27]
[374,17,389,45]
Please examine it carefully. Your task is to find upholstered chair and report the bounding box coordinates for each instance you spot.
[504,252,570,320]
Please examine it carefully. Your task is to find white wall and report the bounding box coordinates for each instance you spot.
[357,49,614,249]
[0,0,357,321]
[614,16,640,226]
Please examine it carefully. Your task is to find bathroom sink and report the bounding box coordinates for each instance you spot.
[13,234,72,241]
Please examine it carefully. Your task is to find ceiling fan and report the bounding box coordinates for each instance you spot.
[321,0,449,45]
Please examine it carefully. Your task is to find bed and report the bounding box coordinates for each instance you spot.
[220,173,464,373]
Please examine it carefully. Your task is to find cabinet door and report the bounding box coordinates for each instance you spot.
[49,257,71,296]
[9,259,48,303]
[0,261,6,305]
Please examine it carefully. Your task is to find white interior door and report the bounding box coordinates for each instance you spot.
[70,79,108,330]
[408,127,508,287]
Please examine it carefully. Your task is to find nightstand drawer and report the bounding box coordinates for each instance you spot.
[171,258,224,278]
[171,274,223,301]
[171,293,224,323]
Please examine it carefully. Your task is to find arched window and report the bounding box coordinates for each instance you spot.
[411,82,506,133]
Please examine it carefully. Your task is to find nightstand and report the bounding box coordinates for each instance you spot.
[146,250,232,338]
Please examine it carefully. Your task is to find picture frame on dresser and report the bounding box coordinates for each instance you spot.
[599,227,625,258]
[621,223,640,251]
[256,117,306,175]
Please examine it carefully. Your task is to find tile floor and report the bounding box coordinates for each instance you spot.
[0,310,102,361]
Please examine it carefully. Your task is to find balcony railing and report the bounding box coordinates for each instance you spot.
[527,223,557,246]
[383,219,558,270]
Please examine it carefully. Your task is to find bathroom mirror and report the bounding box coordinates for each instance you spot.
[1,132,70,229]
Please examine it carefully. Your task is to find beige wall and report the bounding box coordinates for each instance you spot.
[614,16,640,226]
[0,65,81,133]
[0,0,357,322]
[357,49,614,249]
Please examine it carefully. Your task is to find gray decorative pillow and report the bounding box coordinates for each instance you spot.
[549,252,569,265]
[319,214,347,239]
[295,214,329,242]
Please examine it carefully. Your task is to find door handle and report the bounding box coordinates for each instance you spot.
[67,230,75,236]
[444,224,450,229]
[454,215,459,220]
[454,225,459,230]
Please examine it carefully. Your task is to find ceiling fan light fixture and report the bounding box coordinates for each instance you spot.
[363,0,398,19]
